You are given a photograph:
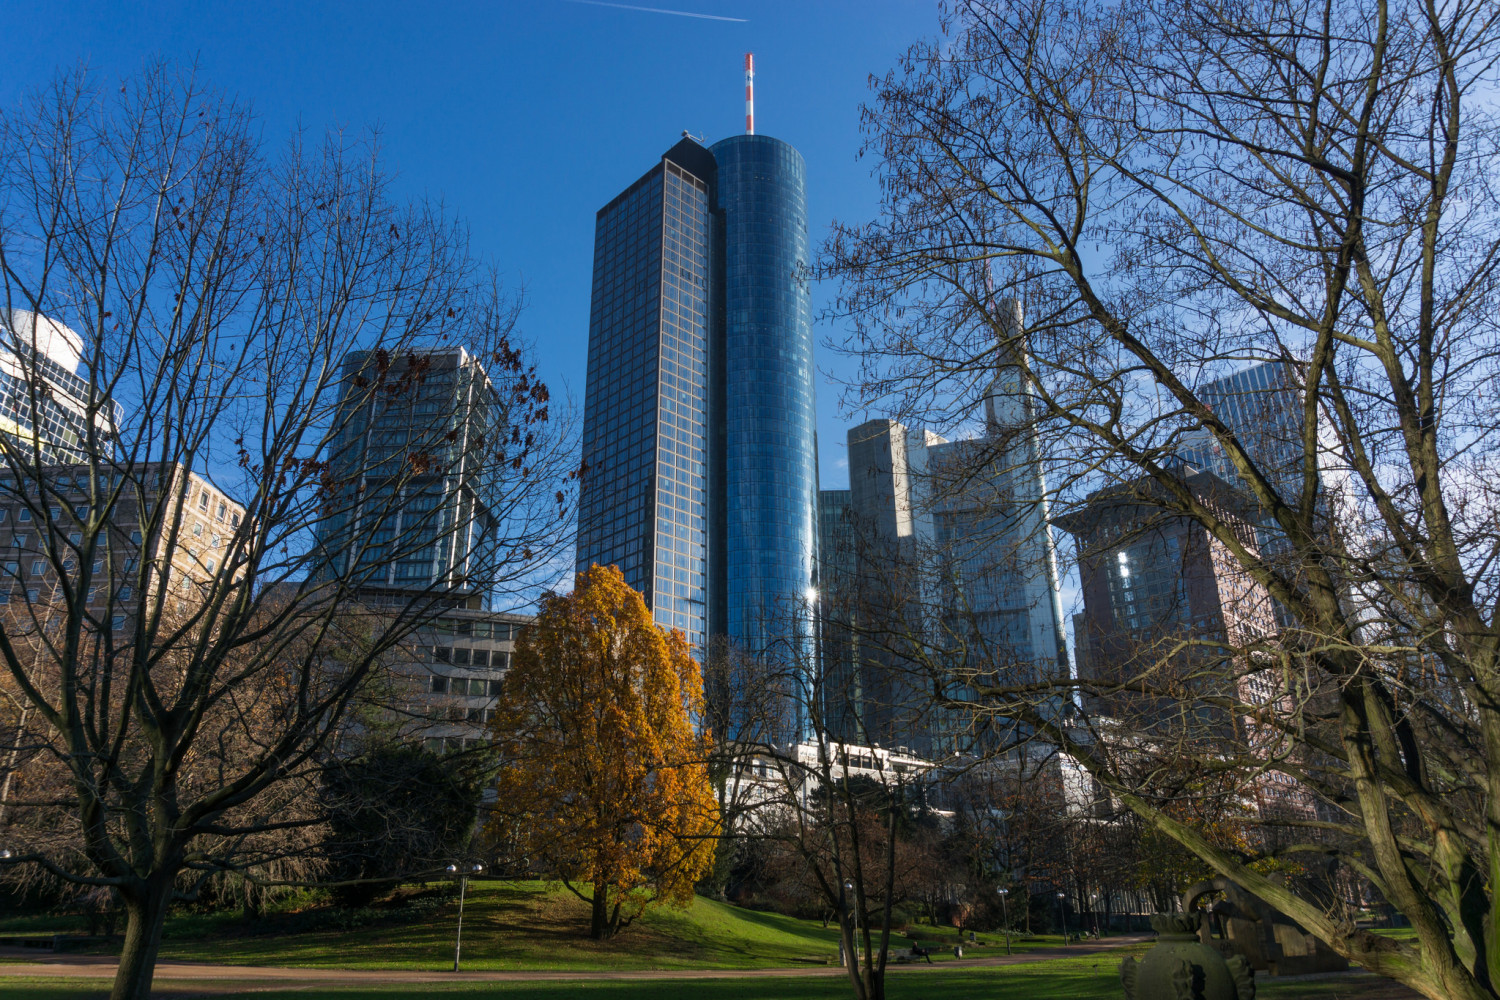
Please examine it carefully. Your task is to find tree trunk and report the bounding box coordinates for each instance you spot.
[111,879,172,1000]
[590,882,610,940]
[839,913,868,1000]
[242,876,262,920]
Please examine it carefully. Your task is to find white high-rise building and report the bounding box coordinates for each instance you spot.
[0,311,116,462]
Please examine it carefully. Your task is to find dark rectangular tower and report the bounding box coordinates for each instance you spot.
[577,139,717,649]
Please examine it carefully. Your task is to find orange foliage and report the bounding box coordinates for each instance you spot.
[487,564,718,938]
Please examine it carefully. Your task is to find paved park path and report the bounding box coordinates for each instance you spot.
[0,936,1151,988]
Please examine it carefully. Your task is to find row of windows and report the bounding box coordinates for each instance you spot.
[430,647,510,668]
[429,675,502,697]
[423,735,486,755]
[426,705,495,724]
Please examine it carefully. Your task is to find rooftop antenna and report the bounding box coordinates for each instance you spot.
[744,53,755,135]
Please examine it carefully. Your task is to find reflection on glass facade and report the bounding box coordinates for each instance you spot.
[317,348,501,607]
[579,134,818,709]
[711,135,817,659]
[578,140,714,649]
[0,311,117,462]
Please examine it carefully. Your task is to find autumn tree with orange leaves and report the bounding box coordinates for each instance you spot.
[488,565,718,939]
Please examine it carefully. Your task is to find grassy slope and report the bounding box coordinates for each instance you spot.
[8,882,1058,972]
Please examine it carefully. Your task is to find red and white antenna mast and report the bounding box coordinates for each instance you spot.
[744,53,755,135]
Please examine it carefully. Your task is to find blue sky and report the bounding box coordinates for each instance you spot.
[1,0,943,491]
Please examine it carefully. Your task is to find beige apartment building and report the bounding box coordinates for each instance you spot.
[0,462,246,623]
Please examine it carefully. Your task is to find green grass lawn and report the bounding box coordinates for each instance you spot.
[0,882,1068,973]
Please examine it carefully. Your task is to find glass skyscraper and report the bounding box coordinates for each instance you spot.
[317,347,503,608]
[712,136,816,655]
[577,133,816,669]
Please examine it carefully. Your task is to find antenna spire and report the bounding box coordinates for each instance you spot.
[744,53,755,135]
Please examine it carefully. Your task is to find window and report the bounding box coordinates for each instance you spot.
[49,508,60,520]
[0,592,8,605]
[216,501,227,521]
[0,510,8,524]
[130,530,142,544]
[205,559,216,573]
[434,647,452,663]
[69,532,81,545]
[17,509,30,522]
[192,522,203,536]
[211,535,221,548]
[30,561,43,575]
[86,587,96,604]
[112,615,125,631]
[230,513,240,527]
[26,589,38,603]
[92,560,103,573]
[471,650,490,668]
[2,562,14,574]
[451,648,470,666]
[430,675,448,694]
[118,587,131,601]
[198,492,209,511]
[487,678,503,697]
[74,505,88,520]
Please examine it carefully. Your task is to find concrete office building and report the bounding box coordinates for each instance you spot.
[1059,468,1276,725]
[390,607,532,755]
[1060,467,1317,823]
[316,348,504,609]
[576,128,817,708]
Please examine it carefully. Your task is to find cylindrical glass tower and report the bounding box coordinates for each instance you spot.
[710,134,817,671]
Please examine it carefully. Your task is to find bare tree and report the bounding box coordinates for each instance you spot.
[0,66,572,1000]
[825,1,1500,997]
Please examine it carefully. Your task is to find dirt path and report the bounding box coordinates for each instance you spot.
[0,937,1147,986]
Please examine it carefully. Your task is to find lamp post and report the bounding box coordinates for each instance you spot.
[1056,891,1069,943]
[997,888,1011,955]
[1089,892,1100,938]
[844,879,859,968]
[446,862,483,972]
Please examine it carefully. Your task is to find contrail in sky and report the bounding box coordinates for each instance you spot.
[561,0,747,22]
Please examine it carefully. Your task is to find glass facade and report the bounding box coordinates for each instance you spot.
[577,142,713,648]
[816,489,863,742]
[318,348,501,604]
[0,312,116,462]
[710,135,817,658]
[578,134,817,735]
[1184,362,1304,496]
